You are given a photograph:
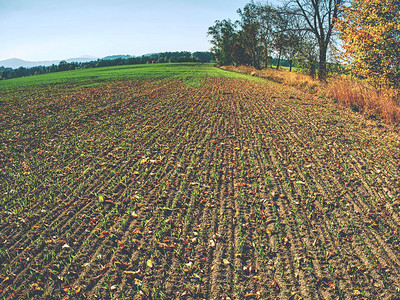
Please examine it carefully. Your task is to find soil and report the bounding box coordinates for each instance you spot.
[1,76,400,299]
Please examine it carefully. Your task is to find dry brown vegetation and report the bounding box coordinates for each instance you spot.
[222,65,400,125]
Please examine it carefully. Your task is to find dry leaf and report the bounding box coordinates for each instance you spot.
[209,239,216,247]
[147,259,154,268]
[124,270,141,279]
[62,243,70,249]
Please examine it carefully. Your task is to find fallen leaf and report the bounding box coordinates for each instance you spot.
[265,218,275,225]
[147,259,154,268]
[31,282,42,291]
[105,200,117,206]
[133,228,142,235]
[118,241,125,250]
[209,239,216,247]
[124,270,142,279]
[327,281,335,289]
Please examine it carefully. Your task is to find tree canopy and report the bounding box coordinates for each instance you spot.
[207,0,340,80]
[336,0,400,89]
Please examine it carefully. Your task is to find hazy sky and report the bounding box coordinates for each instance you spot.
[0,0,281,61]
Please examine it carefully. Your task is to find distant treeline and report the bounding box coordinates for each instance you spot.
[0,51,214,80]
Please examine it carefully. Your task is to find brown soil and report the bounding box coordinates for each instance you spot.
[1,76,400,299]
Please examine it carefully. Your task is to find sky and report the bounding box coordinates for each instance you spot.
[0,0,281,61]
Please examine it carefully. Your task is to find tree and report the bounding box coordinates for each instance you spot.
[336,0,400,89]
[271,7,293,69]
[258,3,277,68]
[284,32,302,71]
[58,60,68,72]
[297,35,319,78]
[192,52,212,63]
[207,19,237,65]
[237,2,263,68]
[290,0,344,80]
[232,42,248,65]
[270,6,303,71]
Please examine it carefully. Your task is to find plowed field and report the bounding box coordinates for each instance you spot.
[1,66,400,299]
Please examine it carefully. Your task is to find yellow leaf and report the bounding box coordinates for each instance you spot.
[147,259,153,268]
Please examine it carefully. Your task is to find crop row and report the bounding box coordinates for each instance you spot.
[1,76,400,299]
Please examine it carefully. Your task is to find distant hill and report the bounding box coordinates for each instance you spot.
[0,52,213,69]
[102,55,134,60]
[0,56,98,69]
[0,51,214,80]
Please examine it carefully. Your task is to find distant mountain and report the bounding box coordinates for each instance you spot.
[102,55,134,60]
[0,56,99,69]
[65,56,98,64]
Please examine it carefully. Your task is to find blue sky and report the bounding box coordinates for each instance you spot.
[0,0,281,61]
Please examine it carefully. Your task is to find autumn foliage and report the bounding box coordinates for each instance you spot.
[336,0,400,89]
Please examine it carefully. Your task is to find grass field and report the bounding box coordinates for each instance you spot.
[0,63,259,90]
[1,63,400,299]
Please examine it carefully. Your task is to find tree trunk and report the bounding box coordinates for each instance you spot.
[318,45,327,81]
[264,52,269,68]
[276,50,282,70]
[289,59,293,72]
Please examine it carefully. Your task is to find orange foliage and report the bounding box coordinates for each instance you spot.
[335,0,400,89]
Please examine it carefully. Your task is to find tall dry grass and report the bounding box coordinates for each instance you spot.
[222,65,400,124]
[326,79,400,123]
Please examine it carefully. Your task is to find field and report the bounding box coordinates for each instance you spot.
[1,63,400,299]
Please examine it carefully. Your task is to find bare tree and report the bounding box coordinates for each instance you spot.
[290,0,343,80]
